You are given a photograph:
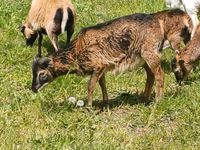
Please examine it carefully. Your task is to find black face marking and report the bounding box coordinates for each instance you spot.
[53,8,63,35]
[40,28,47,35]
[26,33,38,46]
[21,26,26,33]
[171,58,185,84]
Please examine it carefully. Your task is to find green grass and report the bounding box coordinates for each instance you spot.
[1,0,200,149]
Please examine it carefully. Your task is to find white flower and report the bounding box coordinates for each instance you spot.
[76,100,84,107]
[68,96,77,104]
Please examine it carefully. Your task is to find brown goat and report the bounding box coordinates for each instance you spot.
[21,0,76,57]
[172,24,200,84]
[31,9,192,107]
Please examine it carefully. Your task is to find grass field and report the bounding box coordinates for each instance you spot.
[1,0,200,149]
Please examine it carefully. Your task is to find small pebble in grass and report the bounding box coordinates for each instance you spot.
[68,96,77,105]
[76,100,84,107]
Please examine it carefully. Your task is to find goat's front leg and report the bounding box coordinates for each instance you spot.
[66,26,74,45]
[88,71,103,107]
[37,32,43,57]
[99,73,108,105]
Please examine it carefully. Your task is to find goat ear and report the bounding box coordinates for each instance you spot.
[39,57,52,68]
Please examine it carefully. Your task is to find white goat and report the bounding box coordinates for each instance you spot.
[21,0,76,57]
[165,0,200,37]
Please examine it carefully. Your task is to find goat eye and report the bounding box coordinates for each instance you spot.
[21,26,25,33]
[39,73,47,81]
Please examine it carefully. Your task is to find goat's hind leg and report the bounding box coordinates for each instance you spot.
[99,73,109,107]
[51,35,59,51]
[143,63,155,103]
[37,32,43,57]
[66,26,74,45]
[87,69,107,107]
[66,8,75,45]
[48,32,59,52]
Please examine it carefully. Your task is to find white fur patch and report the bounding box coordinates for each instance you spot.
[112,57,145,74]
[61,9,68,33]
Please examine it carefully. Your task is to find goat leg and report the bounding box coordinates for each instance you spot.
[87,70,105,107]
[37,32,43,57]
[99,73,109,106]
[143,52,164,102]
[154,65,164,102]
[66,26,74,45]
[143,63,155,102]
[48,32,59,52]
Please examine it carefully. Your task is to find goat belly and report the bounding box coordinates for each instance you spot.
[111,56,145,74]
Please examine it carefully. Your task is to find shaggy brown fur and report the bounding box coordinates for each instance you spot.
[31,9,192,107]
[152,9,193,51]
[21,0,76,57]
[172,24,200,83]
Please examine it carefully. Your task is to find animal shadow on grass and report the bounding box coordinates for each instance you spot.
[40,92,152,115]
[92,92,151,110]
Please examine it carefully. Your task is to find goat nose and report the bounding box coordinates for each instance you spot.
[31,87,38,93]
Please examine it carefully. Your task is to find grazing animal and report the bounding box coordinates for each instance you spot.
[165,0,200,37]
[171,24,200,84]
[31,9,192,107]
[152,9,193,52]
[21,0,76,57]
